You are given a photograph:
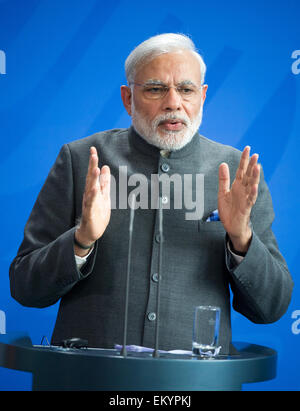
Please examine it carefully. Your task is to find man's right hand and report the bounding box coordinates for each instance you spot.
[74,146,111,257]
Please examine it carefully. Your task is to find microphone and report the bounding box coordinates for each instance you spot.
[153,197,163,358]
[121,193,136,357]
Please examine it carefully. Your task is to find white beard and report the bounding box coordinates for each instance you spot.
[131,103,203,151]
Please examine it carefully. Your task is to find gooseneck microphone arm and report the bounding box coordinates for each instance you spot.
[153,197,163,358]
[121,194,136,357]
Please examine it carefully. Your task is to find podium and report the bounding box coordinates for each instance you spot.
[0,333,277,391]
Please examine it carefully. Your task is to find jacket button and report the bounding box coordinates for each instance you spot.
[162,196,168,204]
[161,163,170,172]
[147,312,156,321]
[152,273,159,282]
[155,234,161,243]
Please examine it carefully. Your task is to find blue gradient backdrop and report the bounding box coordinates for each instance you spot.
[0,0,299,391]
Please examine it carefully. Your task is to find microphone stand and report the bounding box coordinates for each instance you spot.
[153,197,163,358]
[121,194,136,357]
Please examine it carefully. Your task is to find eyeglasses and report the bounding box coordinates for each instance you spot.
[130,82,203,101]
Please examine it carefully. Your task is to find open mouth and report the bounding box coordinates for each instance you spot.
[159,119,186,131]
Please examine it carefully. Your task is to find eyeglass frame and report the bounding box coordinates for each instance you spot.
[128,80,204,101]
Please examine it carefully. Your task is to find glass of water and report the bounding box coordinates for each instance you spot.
[192,305,221,358]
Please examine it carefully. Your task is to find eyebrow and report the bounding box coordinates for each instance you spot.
[143,79,165,86]
[144,79,198,87]
[178,80,197,87]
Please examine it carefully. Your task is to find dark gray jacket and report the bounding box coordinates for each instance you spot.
[9,127,293,354]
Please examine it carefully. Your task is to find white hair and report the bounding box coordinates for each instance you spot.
[125,33,206,85]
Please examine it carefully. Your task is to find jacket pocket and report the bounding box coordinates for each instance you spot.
[198,220,226,233]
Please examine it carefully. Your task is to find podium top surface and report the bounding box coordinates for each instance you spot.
[0,332,276,361]
[0,333,277,390]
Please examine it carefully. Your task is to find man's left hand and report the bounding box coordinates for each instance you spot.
[218,146,260,253]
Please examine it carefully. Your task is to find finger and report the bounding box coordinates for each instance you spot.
[248,183,258,205]
[236,146,250,180]
[99,165,111,197]
[246,164,260,204]
[88,146,98,172]
[218,162,230,195]
[86,147,99,191]
[249,163,260,191]
[91,166,101,191]
[251,162,260,183]
[244,154,259,185]
[244,159,259,197]
[84,167,100,208]
[87,165,100,196]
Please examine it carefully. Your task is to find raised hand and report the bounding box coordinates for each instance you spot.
[218,146,260,253]
[75,146,111,256]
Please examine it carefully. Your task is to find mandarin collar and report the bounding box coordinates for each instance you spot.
[128,126,200,159]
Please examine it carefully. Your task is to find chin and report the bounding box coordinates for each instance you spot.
[153,130,195,151]
[135,128,195,151]
[131,105,203,151]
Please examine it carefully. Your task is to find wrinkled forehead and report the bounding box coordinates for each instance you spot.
[134,50,202,86]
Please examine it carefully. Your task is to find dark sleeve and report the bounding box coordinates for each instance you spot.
[9,144,97,308]
[225,171,294,324]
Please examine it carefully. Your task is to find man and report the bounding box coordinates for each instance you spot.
[9,33,293,354]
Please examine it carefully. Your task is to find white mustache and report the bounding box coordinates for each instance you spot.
[154,114,190,128]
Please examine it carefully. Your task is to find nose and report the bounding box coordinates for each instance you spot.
[161,86,182,112]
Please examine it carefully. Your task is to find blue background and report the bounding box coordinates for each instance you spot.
[0,0,299,390]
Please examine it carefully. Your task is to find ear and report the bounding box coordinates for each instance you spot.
[120,85,132,116]
[201,84,208,104]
